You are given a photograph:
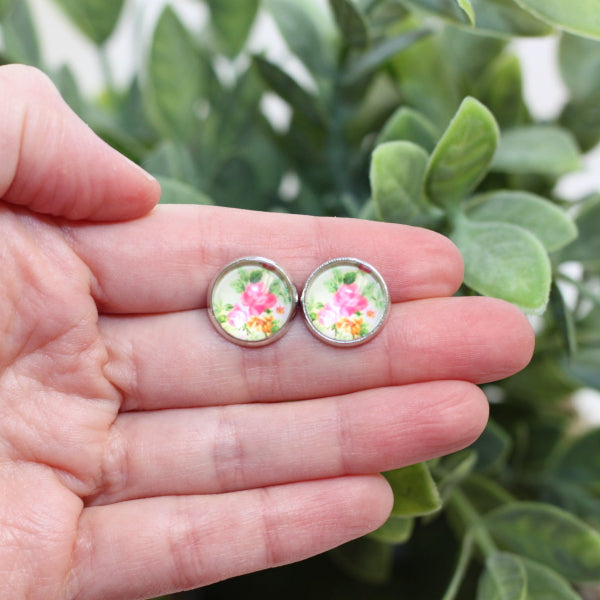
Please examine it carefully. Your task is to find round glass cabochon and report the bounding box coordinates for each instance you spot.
[302,258,390,347]
[208,257,298,347]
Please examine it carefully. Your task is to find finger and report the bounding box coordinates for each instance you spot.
[89,381,487,505]
[0,65,159,221]
[71,476,392,599]
[63,204,464,313]
[100,296,534,411]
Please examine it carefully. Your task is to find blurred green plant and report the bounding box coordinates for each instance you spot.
[3,0,600,598]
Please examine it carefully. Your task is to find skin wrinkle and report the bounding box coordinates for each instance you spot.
[212,406,247,493]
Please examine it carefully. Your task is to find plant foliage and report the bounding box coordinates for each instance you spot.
[2,0,600,598]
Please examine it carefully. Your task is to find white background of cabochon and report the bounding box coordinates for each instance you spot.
[25,0,600,421]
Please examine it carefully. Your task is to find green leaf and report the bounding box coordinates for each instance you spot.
[559,33,600,101]
[456,0,475,24]
[50,65,85,118]
[477,553,527,600]
[144,7,206,140]
[400,0,552,36]
[471,420,512,473]
[561,195,600,265]
[492,126,582,177]
[51,0,125,45]
[207,0,259,57]
[0,0,13,19]
[344,28,431,83]
[552,429,600,496]
[143,141,198,187]
[511,0,600,39]
[467,191,577,252]
[478,53,528,129]
[383,462,442,517]
[2,0,40,66]
[253,56,324,128]
[549,282,578,356]
[266,0,332,76]
[391,34,461,127]
[376,107,439,152]
[329,0,369,49]
[562,348,600,390]
[157,177,213,206]
[371,141,430,225]
[368,515,415,544]
[426,97,499,211]
[461,474,515,516]
[450,217,551,314]
[249,270,263,283]
[485,502,600,582]
[329,537,394,584]
[521,557,582,600]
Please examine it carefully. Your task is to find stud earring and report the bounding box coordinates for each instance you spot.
[301,257,390,347]
[208,257,298,347]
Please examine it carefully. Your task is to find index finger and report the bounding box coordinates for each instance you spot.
[63,204,464,314]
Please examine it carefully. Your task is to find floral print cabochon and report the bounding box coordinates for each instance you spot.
[301,258,390,347]
[208,257,298,347]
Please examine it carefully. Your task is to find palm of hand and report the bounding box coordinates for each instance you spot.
[0,209,117,598]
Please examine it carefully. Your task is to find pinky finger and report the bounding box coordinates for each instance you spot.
[69,476,393,600]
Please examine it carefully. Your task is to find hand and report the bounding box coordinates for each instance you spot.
[0,65,534,600]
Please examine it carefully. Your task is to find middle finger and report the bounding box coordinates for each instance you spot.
[100,296,533,411]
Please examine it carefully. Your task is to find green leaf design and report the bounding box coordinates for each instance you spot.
[492,126,582,177]
[511,0,600,39]
[253,56,325,128]
[426,97,499,211]
[520,557,582,600]
[249,270,263,284]
[207,0,259,57]
[2,0,40,66]
[157,177,213,205]
[376,107,439,152]
[343,271,357,285]
[468,190,577,252]
[52,0,125,45]
[450,217,551,314]
[485,502,600,582]
[371,141,430,224]
[369,515,415,544]
[266,0,332,76]
[477,553,527,600]
[384,463,442,517]
[144,7,206,140]
[329,0,369,49]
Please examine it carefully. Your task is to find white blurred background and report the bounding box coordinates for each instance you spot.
[25,0,600,421]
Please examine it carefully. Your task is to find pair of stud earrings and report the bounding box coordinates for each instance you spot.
[207,256,390,348]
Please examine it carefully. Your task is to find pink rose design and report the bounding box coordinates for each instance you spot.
[317,303,339,327]
[241,282,278,316]
[332,283,368,317]
[227,304,249,328]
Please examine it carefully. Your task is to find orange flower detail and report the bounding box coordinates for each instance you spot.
[276,306,285,315]
[248,314,274,335]
[337,316,363,338]
[367,310,375,319]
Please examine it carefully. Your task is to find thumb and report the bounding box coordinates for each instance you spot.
[0,65,160,221]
